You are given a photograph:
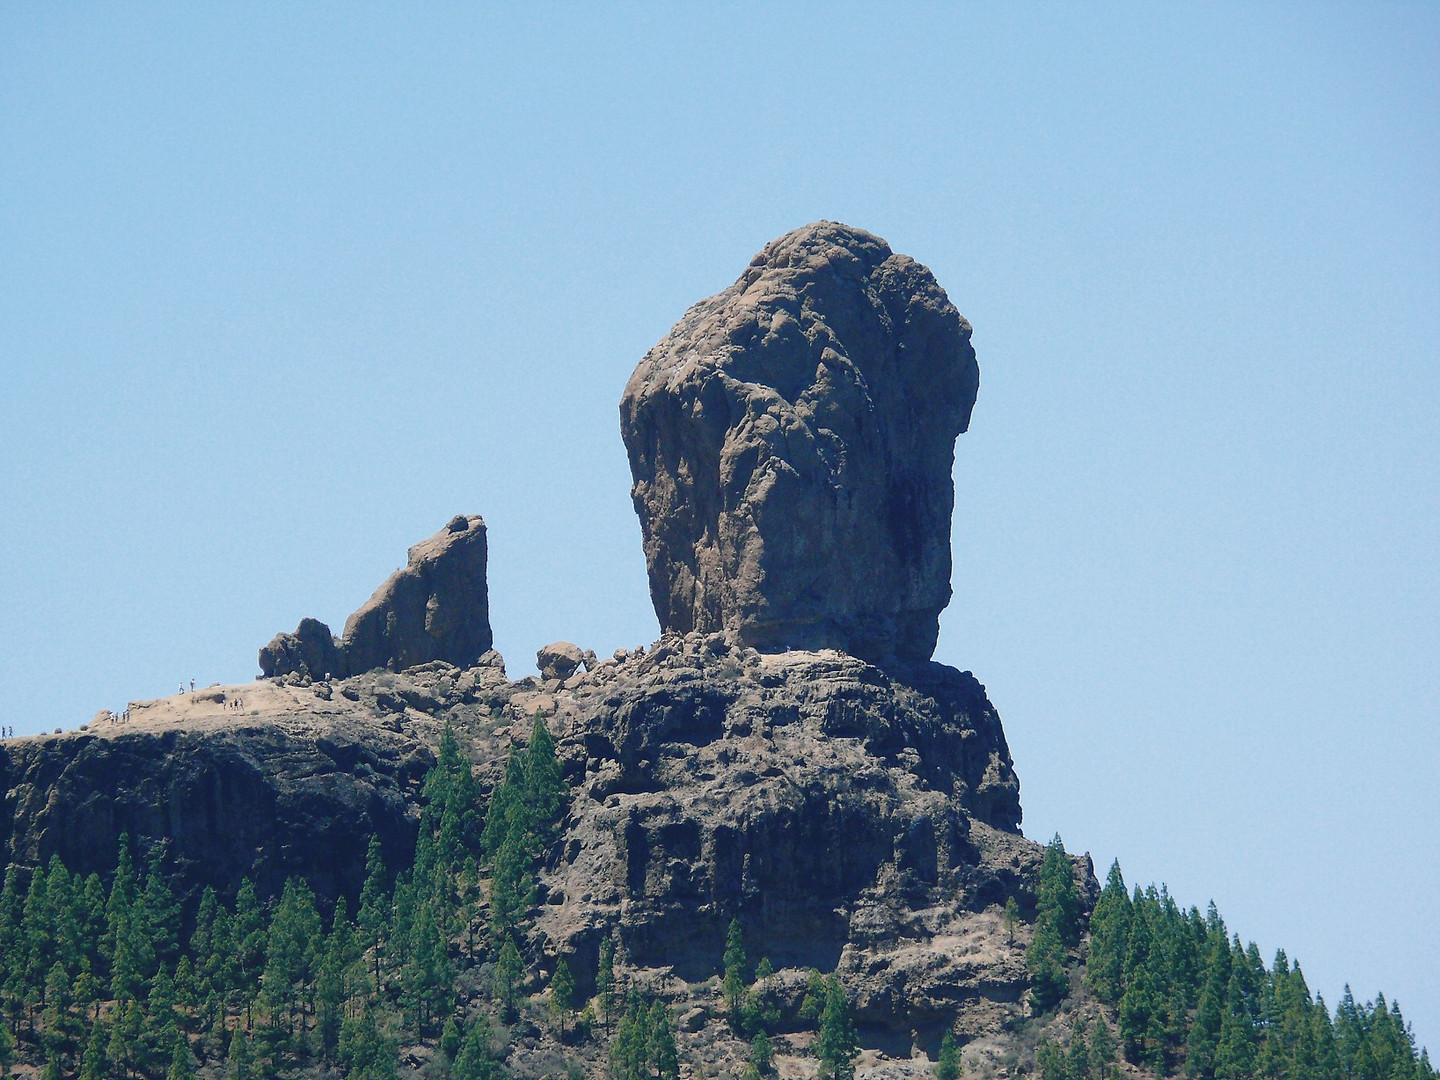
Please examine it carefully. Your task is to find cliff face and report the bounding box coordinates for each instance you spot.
[621,222,979,667]
[1,636,1087,1060]
[0,657,508,906]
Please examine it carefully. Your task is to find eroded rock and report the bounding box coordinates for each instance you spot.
[342,514,492,673]
[537,641,584,681]
[621,222,979,667]
[259,616,346,679]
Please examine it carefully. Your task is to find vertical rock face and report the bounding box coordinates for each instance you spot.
[620,222,979,666]
[341,514,493,673]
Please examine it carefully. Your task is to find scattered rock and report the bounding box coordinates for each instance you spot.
[620,221,979,667]
[536,641,584,681]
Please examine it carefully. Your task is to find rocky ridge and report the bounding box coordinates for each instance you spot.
[1,627,1086,1075]
[260,513,493,680]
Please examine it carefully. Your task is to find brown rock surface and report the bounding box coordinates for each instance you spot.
[536,641,585,681]
[258,615,346,679]
[342,514,493,673]
[620,222,979,666]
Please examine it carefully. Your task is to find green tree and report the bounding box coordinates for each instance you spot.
[77,1018,105,1080]
[400,901,452,1035]
[357,835,391,987]
[494,937,524,1022]
[1086,860,1132,1003]
[1003,896,1020,944]
[723,917,749,1019]
[816,976,857,1080]
[166,1030,197,1080]
[338,1005,398,1080]
[226,1024,255,1080]
[550,958,575,1037]
[1089,1019,1118,1079]
[649,1000,679,1080]
[1026,835,1080,1012]
[140,842,181,974]
[1036,835,1082,946]
[595,937,617,1032]
[936,1031,961,1080]
[751,1031,775,1075]
[453,1014,501,1080]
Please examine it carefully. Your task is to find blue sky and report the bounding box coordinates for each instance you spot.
[3,3,1437,1052]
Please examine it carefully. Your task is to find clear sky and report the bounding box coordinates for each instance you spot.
[3,2,1436,1053]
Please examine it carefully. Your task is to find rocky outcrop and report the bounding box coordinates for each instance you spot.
[522,639,1043,1042]
[537,641,584,681]
[258,616,346,679]
[341,514,493,673]
[620,222,979,667]
[257,514,493,679]
[0,656,513,907]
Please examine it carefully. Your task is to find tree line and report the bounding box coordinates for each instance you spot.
[1,729,1428,1080]
[1027,835,1435,1080]
[0,717,861,1080]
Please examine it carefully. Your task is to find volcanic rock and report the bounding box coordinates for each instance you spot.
[341,514,492,673]
[256,515,493,679]
[537,641,585,681]
[258,616,346,679]
[620,222,979,667]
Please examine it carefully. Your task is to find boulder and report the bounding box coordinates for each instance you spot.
[620,221,978,667]
[536,641,584,681]
[259,616,346,679]
[341,514,493,674]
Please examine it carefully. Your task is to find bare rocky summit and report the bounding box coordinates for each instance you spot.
[621,222,979,667]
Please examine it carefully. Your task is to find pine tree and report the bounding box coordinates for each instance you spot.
[1027,835,1080,1012]
[0,1020,14,1079]
[524,713,566,842]
[595,937,617,1032]
[1212,972,1258,1080]
[1003,896,1020,944]
[453,1014,501,1080]
[1086,860,1132,1003]
[358,835,390,987]
[817,976,858,1080]
[1036,835,1082,946]
[936,1031,962,1080]
[494,937,524,1022]
[1089,1018,1118,1078]
[401,901,452,1035]
[140,842,181,974]
[226,1023,255,1080]
[1118,901,1159,1065]
[649,1000,680,1080]
[166,1029,197,1080]
[550,958,575,1037]
[231,879,266,1027]
[78,1018,105,1080]
[723,917,749,1019]
[751,1031,775,1075]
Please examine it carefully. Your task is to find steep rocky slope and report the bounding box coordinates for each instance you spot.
[1,630,1091,1075]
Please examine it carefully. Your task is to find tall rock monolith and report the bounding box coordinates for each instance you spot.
[620,222,979,666]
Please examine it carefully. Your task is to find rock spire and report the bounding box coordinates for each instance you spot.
[620,221,979,666]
